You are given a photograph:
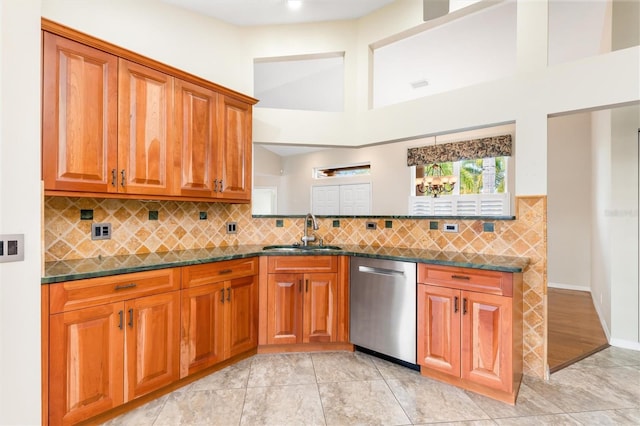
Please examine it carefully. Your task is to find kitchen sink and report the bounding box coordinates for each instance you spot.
[262,244,342,252]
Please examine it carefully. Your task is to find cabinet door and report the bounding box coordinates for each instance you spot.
[460,291,512,392]
[227,275,258,357]
[180,282,226,377]
[417,284,461,376]
[42,32,118,193]
[174,79,218,198]
[303,272,338,343]
[125,291,180,401]
[216,96,252,200]
[267,274,303,345]
[49,303,124,426]
[118,59,174,195]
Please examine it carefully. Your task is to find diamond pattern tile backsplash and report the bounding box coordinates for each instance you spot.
[44,195,547,378]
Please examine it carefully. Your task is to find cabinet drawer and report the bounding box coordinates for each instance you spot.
[182,257,258,288]
[50,268,180,314]
[268,256,337,273]
[417,264,513,297]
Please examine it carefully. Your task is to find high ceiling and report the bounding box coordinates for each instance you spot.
[161,0,395,26]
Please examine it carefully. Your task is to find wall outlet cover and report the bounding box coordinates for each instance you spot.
[226,222,238,234]
[366,222,377,230]
[0,234,25,263]
[91,223,112,240]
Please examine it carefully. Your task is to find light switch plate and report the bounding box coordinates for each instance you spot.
[0,234,25,263]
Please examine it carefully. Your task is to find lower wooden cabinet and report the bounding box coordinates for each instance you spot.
[180,258,258,377]
[417,264,522,404]
[260,255,350,349]
[266,272,337,344]
[47,269,181,426]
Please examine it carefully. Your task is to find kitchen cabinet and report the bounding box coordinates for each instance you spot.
[417,264,522,404]
[41,20,256,202]
[42,32,118,194]
[180,258,258,377]
[264,256,342,346]
[43,34,174,197]
[174,85,252,201]
[47,268,180,426]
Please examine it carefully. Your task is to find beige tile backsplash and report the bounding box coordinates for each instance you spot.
[44,195,547,378]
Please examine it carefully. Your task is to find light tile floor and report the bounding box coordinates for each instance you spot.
[104,347,640,425]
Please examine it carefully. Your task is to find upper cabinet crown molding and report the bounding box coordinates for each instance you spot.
[41,18,258,106]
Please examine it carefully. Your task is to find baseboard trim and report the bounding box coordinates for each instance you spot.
[610,339,640,351]
[547,282,590,292]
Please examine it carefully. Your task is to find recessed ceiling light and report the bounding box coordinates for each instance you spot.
[287,0,303,10]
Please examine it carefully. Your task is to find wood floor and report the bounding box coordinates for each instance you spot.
[548,288,609,373]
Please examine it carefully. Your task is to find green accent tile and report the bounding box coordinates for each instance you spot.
[483,222,495,232]
[199,211,207,220]
[429,221,439,230]
[80,209,93,220]
[385,220,393,229]
[275,219,284,228]
[332,220,340,228]
[148,210,159,221]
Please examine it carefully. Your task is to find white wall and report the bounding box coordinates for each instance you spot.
[547,113,592,291]
[609,105,639,347]
[0,0,42,424]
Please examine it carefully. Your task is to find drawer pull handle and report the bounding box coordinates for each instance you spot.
[115,283,137,290]
[220,289,225,304]
[219,269,233,275]
[111,169,117,187]
[128,308,134,328]
[305,279,309,293]
[463,298,468,315]
[226,287,231,302]
[121,169,126,187]
[118,310,124,330]
[451,275,471,281]
[454,296,459,313]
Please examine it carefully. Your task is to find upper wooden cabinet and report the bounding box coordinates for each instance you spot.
[118,59,174,195]
[42,32,118,193]
[41,20,256,202]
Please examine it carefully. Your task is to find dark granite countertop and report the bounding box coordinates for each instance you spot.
[42,244,529,284]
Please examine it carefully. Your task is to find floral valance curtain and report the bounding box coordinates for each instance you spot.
[407,134,512,166]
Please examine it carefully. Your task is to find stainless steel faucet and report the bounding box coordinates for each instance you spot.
[301,213,319,246]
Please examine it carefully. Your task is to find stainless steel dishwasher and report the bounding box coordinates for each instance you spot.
[350,257,417,365]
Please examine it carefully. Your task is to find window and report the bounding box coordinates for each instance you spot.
[314,163,371,179]
[410,157,510,216]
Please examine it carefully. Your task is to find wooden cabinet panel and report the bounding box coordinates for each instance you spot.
[418,264,513,297]
[268,256,337,273]
[180,282,226,377]
[182,257,258,288]
[50,268,180,314]
[118,59,174,195]
[461,290,513,393]
[49,303,124,426]
[125,291,181,401]
[216,96,252,200]
[303,272,337,343]
[174,79,218,198]
[417,284,460,376]
[180,261,258,377]
[267,273,303,345]
[42,32,118,193]
[227,275,258,357]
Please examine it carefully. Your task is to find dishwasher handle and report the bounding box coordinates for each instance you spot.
[358,265,406,277]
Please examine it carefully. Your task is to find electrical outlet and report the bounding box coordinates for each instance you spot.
[443,223,459,233]
[91,223,112,240]
[0,234,25,263]
[226,222,238,234]
[365,222,377,230]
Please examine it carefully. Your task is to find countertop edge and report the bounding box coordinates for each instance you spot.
[42,247,529,284]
